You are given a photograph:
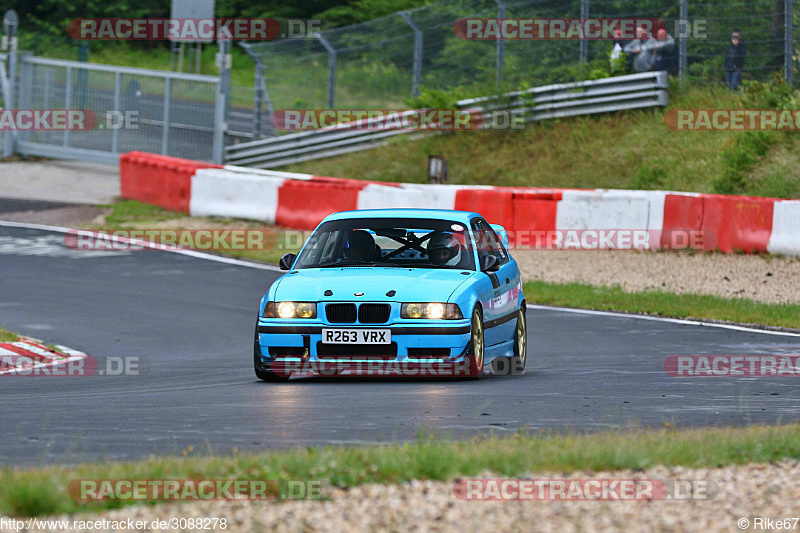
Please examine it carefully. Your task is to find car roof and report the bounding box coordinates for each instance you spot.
[322,209,481,223]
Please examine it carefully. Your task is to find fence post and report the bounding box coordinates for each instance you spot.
[315,33,337,108]
[212,73,226,164]
[240,41,275,139]
[580,0,589,64]
[213,38,231,164]
[494,0,506,84]
[63,66,72,148]
[16,52,31,143]
[786,0,794,84]
[254,61,265,139]
[400,11,423,99]
[112,71,121,154]
[162,77,171,155]
[3,51,16,157]
[679,0,688,80]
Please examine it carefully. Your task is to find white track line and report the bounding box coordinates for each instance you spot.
[526,304,800,337]
[2,220,798,337]
[0,220,282,272]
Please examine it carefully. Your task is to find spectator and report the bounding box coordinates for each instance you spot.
[610,28,630,73]
[651,28,678,75]
[724,30,747,90]
[623,27,656,73]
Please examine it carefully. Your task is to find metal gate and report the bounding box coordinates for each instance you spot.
[2,54,225,163]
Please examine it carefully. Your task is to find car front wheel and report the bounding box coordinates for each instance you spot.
[463,307,485,379]
[253,323,290,382]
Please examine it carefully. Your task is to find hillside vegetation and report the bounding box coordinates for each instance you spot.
[285,79,800,199]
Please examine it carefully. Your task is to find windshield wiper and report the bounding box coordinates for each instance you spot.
[318,260,376,268]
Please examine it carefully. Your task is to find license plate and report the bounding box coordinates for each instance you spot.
[322,329,391,344]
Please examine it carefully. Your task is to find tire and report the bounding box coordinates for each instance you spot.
[462,306,485,379]
[491,306,527,376]
[253,323,290,382]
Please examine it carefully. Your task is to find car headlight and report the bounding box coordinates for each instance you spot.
[263,301,317,319]
[401,303,462,320]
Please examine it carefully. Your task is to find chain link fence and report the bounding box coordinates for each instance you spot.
[242,0,799,136]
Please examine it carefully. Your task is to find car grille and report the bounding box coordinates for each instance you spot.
[358,304,391,324]
[326,303,391,324]
[317,342,398,360]
[326,303,357,323]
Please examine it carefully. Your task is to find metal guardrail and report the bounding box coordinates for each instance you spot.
[458,71,669,124]
[225,72,669,169]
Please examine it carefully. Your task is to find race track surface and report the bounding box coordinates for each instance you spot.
[1,224,799,466]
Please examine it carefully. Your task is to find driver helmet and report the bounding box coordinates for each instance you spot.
[427,232,462,267]
[344,230,375,260]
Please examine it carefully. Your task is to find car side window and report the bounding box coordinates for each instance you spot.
[471,219,509,265]
[299,230,340,266]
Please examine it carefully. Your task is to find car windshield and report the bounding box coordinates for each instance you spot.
[294,217,476,270]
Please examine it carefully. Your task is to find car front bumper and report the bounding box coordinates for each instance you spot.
[256,319,472,363]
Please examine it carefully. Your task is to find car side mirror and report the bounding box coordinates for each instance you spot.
[480,254,499,272]
[490,224,510,249]
[279,253,297,271]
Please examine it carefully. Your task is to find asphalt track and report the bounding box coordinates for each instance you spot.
[1,223,800,466]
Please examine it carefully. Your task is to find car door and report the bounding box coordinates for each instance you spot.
[471,218,517,346]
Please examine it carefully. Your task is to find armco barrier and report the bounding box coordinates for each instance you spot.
[119,152,799,257]
[120,152,222,213]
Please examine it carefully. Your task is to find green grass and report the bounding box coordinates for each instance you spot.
[0,327,19,342]
[3,423,800,517]
[283,83,800,199]
[96,200,304,265]
[523,281,800,330]
[99,201,799,329]
[98,200,190,226]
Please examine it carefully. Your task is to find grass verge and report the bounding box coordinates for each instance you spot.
[94,200,305,265]
[3,423,800,517]
[0,327,19,342]
[523,281,800,330]
[96,201,800,329]
[284,83,800,199]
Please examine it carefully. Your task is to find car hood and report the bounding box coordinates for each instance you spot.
[273,267,474,303]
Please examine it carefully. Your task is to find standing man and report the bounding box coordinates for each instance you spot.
[652,28,678,75]
[624,27,656,73]
[724,30,747,90]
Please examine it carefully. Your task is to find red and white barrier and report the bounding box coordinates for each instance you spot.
[768,200,800,256]
[119,152,800,256]
[191,167,285,223]
[0,337,87,376]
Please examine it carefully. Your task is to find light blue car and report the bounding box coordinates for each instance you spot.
[254,209,527,381]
